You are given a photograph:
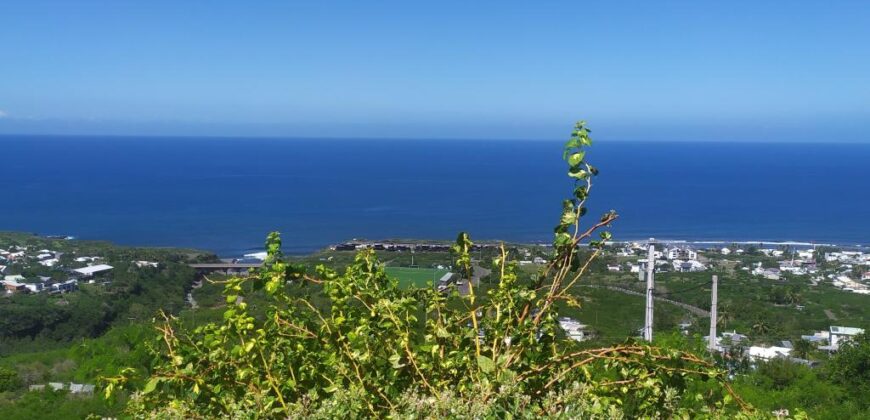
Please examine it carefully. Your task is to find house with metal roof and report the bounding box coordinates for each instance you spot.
[73,264,113,276]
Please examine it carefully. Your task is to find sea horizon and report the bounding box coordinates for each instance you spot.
[4,133,870,145]
[2,135,868,256]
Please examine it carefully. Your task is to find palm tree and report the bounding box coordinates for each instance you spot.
[716,301,734,328]
[785,289,802,305]
[751,318,771,336]
[792,339,814,359]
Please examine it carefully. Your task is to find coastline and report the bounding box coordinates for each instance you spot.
[6,230,865,259]
[181,235,870,259]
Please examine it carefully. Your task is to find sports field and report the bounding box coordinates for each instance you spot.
[384,266,450,289]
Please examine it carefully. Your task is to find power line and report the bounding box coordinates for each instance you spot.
[654,280,713,298]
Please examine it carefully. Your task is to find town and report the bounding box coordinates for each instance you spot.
[593,240,868,364]
[1,244,161,296]
[1,233,868,418]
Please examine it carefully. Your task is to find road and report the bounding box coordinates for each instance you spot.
[186,279,203,309]
[582,284,711,317]
[457,263,491,296]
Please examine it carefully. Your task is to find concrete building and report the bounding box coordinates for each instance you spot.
[73,264,113,277]
[829,326,864,350]
[666,247,697,261]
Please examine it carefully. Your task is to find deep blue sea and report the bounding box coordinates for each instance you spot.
[2,136,868,256]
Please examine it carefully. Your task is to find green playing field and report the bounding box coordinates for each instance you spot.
[384,266,450,289]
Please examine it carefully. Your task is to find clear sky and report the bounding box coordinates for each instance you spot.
[1,1,868,141]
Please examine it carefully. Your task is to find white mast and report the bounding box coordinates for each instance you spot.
[709,275,718,352]
[644,240,655,342]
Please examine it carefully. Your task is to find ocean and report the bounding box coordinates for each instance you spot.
[2,136,868,256]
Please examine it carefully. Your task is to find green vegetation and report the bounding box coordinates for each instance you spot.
[730,333,870,418]
[0,323,153,419]
[112,122,754,418]
[0,234,211,415]
[2,121,869,418]
[0,234,207,355]
[383,266,449,289]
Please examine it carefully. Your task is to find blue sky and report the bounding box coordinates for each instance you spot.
[1,1,868,141]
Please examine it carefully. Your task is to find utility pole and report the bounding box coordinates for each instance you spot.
[644,240,655,342]
[709,274,718,352]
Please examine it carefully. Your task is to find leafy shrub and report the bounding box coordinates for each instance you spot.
[112,122,755,418]
[0,367,22,392]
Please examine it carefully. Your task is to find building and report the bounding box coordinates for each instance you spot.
[73,264,113,277]
[2,279,28,294]
[829,326,864,350]
[52,279,78,293]
[39,258,59,267]
[436,272,455,292]
[748,346,792,361]
[704,330,749,352]
[666,247,697,261]
[135,261,160,268]
[23,282,45,293]
[4,274,25,282]
[673,259,706,272]
[752,266,782,281]
[558,317,590,342]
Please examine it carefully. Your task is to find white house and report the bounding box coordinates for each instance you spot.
[704,330,749,352]
[829,326,864,350]
[666,247,697,261]
[39,258,59,267]
[720,247,732,255]
[24,282,45,293]
[135,261,159,268]
[73,264,113,277]
[673,259,706,272]
[748,346,792,361]
[797,250,814,260]
[52,279,78,293]
[558,317,590,342]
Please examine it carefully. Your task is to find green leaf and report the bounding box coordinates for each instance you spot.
[568,168,588,180]
[389,353,405,368]
[554,232,572,247]
[477,355,495,373]
[567,151,585,167]
[563,137,581,153]
[142,377,160,394]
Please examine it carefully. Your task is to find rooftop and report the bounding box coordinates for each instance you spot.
[73,264,114,275]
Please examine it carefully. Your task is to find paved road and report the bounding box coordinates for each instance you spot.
[187,279,203,309]
[457,263,492,296]
[583,284,710,317]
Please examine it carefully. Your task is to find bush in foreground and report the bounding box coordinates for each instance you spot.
[111,122,760,418]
